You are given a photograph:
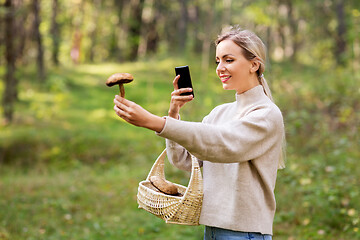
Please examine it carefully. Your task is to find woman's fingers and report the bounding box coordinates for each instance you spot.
[112,95,166,132]
[114,101,130,120]
[171,88,193,97]
[114,95,133,118]
[114,95,138,113]
[168,80,193,119]
[170,88,194,108]
[171,94,193,103]
[114,95,132,107]
[114,105,126,118]
[114,95,148,123]
[173,75,180,90]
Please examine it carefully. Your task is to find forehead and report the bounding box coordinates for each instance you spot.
[216,40,243,57]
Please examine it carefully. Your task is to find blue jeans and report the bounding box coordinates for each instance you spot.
[204,226,272,240]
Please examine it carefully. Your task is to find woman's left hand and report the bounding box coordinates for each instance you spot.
[113,95,166,132]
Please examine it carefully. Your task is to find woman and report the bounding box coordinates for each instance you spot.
[113,27,285,240]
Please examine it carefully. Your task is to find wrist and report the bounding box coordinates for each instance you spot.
[168,110,179,119]
[146,114,166,133]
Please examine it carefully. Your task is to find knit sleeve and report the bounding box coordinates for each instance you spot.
[161,115,209,172]
[157,106,283,164]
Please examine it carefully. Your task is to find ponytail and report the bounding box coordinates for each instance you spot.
[258,74,273,102]
[258,74,286,169]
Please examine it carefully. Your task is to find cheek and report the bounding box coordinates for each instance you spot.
[226,65,237,76]
[232,64,249,76]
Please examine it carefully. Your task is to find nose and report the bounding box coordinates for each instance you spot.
[216,61,225,73]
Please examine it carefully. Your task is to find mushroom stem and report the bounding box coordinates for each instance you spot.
[119,84,125,98]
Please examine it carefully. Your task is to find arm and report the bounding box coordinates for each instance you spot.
[165,139,195,172]
[113,96,165,132]
[158,106,284,164]
[165,113,210,172]
[113,75,196,170]
[113,75,193,132]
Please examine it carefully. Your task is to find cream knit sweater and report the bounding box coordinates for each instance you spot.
[156,85,284,235]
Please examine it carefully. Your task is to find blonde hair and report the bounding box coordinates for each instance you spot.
[215,26,286,169]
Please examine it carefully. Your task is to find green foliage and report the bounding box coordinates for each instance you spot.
[3,0,359,66]
[0,58,360,239]
[271,63,360,239]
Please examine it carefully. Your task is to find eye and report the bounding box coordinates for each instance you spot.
[226,59,234,63]
[215,60,220,65]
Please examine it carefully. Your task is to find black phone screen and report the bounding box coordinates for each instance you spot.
[175,65,194,97]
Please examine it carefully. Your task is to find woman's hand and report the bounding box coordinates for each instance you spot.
[113,95,165,132]
[168,75,194,119]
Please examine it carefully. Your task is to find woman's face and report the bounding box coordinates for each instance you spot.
[215,40,259,94]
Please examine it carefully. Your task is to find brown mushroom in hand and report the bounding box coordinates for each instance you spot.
[106,73,134,97]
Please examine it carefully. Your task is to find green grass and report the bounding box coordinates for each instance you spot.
[0,58,359,239]
[0,164,203,240]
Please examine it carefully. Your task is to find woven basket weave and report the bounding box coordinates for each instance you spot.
[137,149,203,225]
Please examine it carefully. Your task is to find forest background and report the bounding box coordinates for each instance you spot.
[0,0,360,239]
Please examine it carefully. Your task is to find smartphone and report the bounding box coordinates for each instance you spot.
[175,65,194,97]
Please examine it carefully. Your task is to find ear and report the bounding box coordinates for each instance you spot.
[250,59,260,74]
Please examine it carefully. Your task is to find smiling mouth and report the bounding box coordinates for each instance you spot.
[220,75,231,83]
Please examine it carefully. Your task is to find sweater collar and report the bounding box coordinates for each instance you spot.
[235,85,267,108]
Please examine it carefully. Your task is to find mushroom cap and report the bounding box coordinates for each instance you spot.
[106,73,134,87]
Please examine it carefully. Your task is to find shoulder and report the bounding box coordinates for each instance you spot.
[263,98,283,122]
[211,102,235,114]
[202,101,236,123]
[248,99,284,130]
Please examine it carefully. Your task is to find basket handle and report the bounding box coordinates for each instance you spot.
[184,155,203,194]
[145,149,203,186]
[145,149,167,181]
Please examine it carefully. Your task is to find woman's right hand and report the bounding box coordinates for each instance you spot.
[168,75,194,119]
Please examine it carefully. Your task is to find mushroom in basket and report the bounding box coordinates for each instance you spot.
[149,176,179,196]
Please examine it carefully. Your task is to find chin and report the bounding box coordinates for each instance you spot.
[222,84,233,91]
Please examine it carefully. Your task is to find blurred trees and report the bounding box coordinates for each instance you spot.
[32,0,45,81]
[3,0,17,123]
[50,0,60,65]
[0,0,359,123]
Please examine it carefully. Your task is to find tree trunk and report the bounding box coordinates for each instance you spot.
[146,20,159,54]
[3,0,17,124]
[335,0,347,66]
[127,0,145,61]
[201,0,215,83]
[137,0,151,57]
[14,0,27,63]
[137,0,159,57]
[88,0,101,62]
[146,0,159,54]
[50,0,60,66]
[178,0,188,51]
[109,0,124,60]
[285,0,299,63]
[33,0,45,81]
[222,0,232,28]
[192,1,202,53]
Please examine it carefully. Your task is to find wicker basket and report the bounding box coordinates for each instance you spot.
[137,149,203,225]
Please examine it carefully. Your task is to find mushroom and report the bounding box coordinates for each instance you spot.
[106,73,134,97]
[149,176,179,196]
